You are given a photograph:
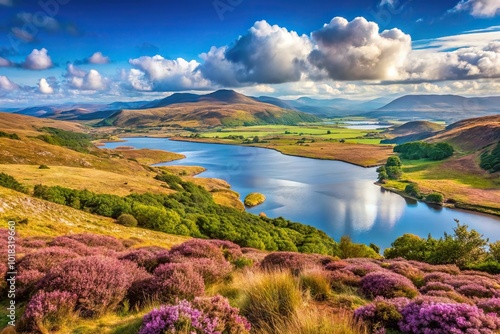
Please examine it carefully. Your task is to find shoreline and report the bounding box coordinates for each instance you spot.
[103,136,499,218]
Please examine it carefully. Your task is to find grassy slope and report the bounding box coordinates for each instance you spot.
[0,187,189,248]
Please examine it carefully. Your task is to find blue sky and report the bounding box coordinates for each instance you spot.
[0,0,499,106]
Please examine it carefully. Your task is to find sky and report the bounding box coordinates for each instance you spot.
[0,0,499,106]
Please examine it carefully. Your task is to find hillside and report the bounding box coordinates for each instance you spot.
[371,94,500,122]
[381,121,445,144]
[99,90,320,128]
[426,115,500,152]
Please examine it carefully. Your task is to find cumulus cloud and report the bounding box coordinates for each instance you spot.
[406,42,500,81]
[87,52,110,64]
[0,76,19,91]
[128,55,211,91]
[65,64,107,91]
[0,57,11,67]
[38,78,54,94]
[22,48,53,70]
[199,20,313,85]
[451,0,500,17]
[308,17,411,81]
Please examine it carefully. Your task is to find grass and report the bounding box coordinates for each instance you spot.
[382,154,500,213]
[0,187,189,248]
[244,192,266,207]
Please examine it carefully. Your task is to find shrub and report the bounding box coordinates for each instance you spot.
[478,298,500,315]
[360,271,418,299]
[456,283,496,298]
[184,257,232,284]
[329,269,361,291]
[18,247,78,273]
[138,296,251,334]
[260,252,320,273]
[345,261,384,277]
[66,233,126,251]
[116,213,138,227]
[208,239,243,261]
[20,290,77,334]
[386,261,425,287]
[355,297,410,331]
[38,164,50,169]
[399,300,500,333]
[299,267,331,301]
[0,172,28,193]
[129,263,205,307]
[40,256,131,317]
[17,269,45,299]
[48,236,92,255]
[119,248,158,272]
[420,282,454,294]
[425,192,444,204]
[240,271,302,329]
[404,183,420,198]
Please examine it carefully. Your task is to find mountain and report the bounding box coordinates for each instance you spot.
[98,90,320,128]
[371,95,500,123]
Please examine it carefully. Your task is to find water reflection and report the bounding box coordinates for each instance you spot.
[102,138,500,250]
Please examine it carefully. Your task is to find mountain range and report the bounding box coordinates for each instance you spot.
[4,91,500,124]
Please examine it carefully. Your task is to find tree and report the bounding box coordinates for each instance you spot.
[376,166,388,182]
[326,130,331,134]
[405,183,420,198]
[386,156,402,167]
[384,234,429,261]
[116,213,138,227]
[252,136,260,143]
[425,193,444,204]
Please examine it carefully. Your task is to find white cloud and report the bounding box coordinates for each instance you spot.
[65,65,107,91]
[451,0,500,17]
[38,78,54,94]
[199,20,313,85]
[413,31,500,51]
[128,55,211,91]
[0,76,19,91]
[0,57,11,67]
[406,42,500,81]
[309,17,411,81]
[23,48,53,70]
[88,52,110,64]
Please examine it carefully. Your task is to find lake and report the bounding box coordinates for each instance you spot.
[103,138,500,250]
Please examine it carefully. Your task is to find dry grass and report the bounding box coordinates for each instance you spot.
[113,148,184,165]
[0,164,174,197]
[0,112,86,137]
[158,165,206,176]
[0,187,189,248]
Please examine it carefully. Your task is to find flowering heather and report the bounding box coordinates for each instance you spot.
[420,282,455,293]
[345,259,385,277]
[240,247,267,264]
[457,283,497,298]
[40,255,131,317]
[386,261,425,284]
[21,290,77,333]
[184,257,232,284]
[478,298,500,315]
[119,248,158,271]
[424,272,453,283]
[260,252,321,273]
[208,239,243,261]
[129,262,205,307]
[66,233,126,251]
[399,300,500,333]
[139,296,250,334]
[18,246,78,273]
[169,239,226,262]
[120,259,153,283]
[17,269,45,299]
[360,271,418,299]
[48,236,93,255]
[21,237,50,249]
[425,290,471,304]
[329,269,361,289]
[324,260,349,271]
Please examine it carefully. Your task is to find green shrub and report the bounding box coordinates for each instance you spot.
[38,164,50,170]
[465,260,500,274]
[394,141,454,161]
[0,172,28,193]
[480,142,500,173]
[37,127,92,153]
[425,192,444,204]
[0,131,20,140]
[405,183,420,198]
[116,214,138,227]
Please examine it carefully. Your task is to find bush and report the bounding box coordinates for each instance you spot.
[399,300,500,333]
[116,213,138,227]
[138,296,251,334]
[425,192,444,204]
[394,141,454,161]
[260,252,323,273]
[40,256,131,317]
[0,172,28,193]
[66,233,126,252]
[478,298,500,315]
[355,297,410,332]
[20,290,77,333]
[404,183,420,198]
[18,246,78,273]
[480,142,500,173]
[119,248,159,272]
[129,263,205,307]
[38,164,50,169]
[360,271,418,299]
[208,239,243,261]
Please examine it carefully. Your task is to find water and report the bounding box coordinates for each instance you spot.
[342,121,393,130]
[103,138,500,250]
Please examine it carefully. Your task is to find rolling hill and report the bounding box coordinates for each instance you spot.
[371,95,500,122]
[98,90,320,128]
[381,121,445,144]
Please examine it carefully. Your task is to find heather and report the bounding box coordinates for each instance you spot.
[4,227,500,334]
